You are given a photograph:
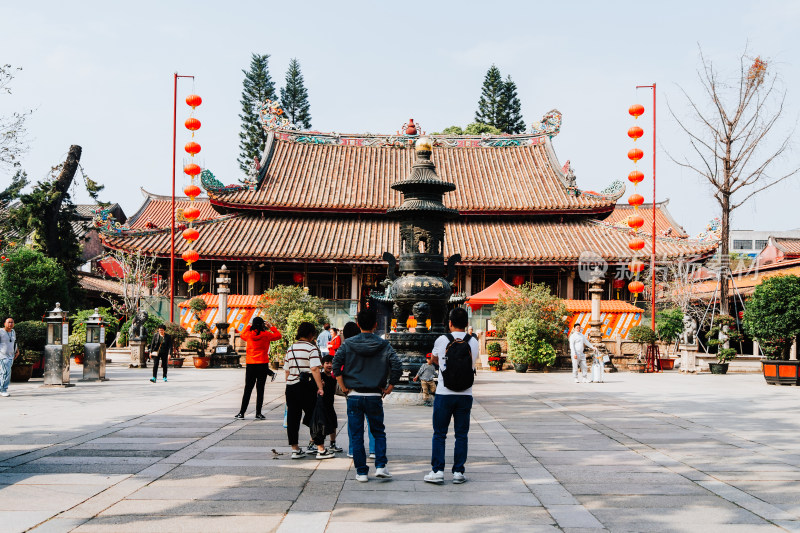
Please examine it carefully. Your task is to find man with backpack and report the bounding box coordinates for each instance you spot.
[424,307,479,485]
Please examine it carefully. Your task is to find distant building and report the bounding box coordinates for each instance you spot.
[730,229,800,258]
[756,236,800,266]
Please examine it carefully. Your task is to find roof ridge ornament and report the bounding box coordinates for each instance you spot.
[530,109,562,136]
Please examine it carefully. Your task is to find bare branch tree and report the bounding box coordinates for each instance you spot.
[99,250,166,321]
[666,46,800,313]
[0,64,31,173]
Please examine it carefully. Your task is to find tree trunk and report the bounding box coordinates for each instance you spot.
[43,145,82,262]
[720,192,730,315]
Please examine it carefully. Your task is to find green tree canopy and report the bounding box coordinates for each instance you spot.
[492,283,567,347]
[475,65,504,128]
[0,169,27,206]
[279,58,311,129]
[258,285,329,361]
[238,53,276,174]
[499,76,525,134]
[743,275,800,359]
[0,247,70,321]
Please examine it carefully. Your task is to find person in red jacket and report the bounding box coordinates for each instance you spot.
[328,327,341,357]
[235,317,282,420]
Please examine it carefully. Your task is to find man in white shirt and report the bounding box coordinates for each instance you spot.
[0,317,19,397]
[316,323,332,353]
[569,324,597,384]
[424,308,479,485]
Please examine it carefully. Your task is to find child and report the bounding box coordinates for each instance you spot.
[321,355,342,452]
[413,353,438,406]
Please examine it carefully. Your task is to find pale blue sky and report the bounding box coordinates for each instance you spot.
[2,0,799,235]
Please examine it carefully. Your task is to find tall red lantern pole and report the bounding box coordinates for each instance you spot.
[171,73,194,322]
[637,83,656,330]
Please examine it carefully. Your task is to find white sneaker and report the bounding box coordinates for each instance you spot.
[452,472,466,484]
[574,378,580,383]
[355,474,369,483]
[346,453,353,458]
[290,449,306,459]
[424,470,444,484]
[375,467,392,479]
[0,391,8,397]
[369,453,375,459]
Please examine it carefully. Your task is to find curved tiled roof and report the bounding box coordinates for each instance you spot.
[207,138,622,215]
[603,200,688,237]
[102,211,716,266]
[127,189,217,229]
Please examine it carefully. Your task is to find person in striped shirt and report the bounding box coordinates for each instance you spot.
[284,322,335,460]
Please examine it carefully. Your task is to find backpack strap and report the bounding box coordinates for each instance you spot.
[445,333,455,343]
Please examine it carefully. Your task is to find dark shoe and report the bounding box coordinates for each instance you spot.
[270,372,277,382]
[234,413,245,419]
[149,377,156,383]
[255,413,266,420]
[328,443,343,453]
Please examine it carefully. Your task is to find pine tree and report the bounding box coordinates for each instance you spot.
[474,65,504,128]
[238,54,276,173]
[279,59,312,129]
[500,76,526,134]
[0,169,27,206]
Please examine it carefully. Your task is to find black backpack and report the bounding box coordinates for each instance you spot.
[441,333,476,392]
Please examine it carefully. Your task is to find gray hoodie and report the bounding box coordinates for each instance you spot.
[332,333,403,393]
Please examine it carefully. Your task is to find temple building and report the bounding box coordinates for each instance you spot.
[98,110,717,327]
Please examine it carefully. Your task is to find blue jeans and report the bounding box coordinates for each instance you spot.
[348,418,375,456]
[431,394,473,474]
[0,357,12,393]
[346,396,387,475]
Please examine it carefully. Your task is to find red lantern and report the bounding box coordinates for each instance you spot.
[628,170,644,184]
[183,270,201,285]
[182,228,199,242]
[629,260,645,273]
[627,148,643,162]
[292,272,304,284]
[738,310,744,320]
[184,163,201,176]
[512,274,525,286]
[629,104,645,118]
[628,280,645,294]
[612,279,626,290]
[183,206,200,222]
[628,238,645,251]
[184,141,201,156]
[627,214,645,229]
[182,249,199,265]
[627,125,643,140]
[199,271,210,283]
[628,193,644,206]
[183,184,201,199]
[185,117,201,131]
[186,94,202,109]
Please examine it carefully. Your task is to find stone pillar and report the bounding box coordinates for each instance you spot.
[214,265,237,366]
[566,271,576,299]
[791,339,797,361]
[588,277,603,346]
[465,268,472,297]
[753,339,760,357]
[246,265,256,295]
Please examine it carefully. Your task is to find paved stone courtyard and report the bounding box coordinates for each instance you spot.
[2,362,800,533]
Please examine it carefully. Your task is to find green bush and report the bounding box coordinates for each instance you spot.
[487,342,502,357]
[506,317,556,367]
[119,313,162,346]
[629,325,658,346]
[68,332,83,358]
[259,285,329,361]
[707,314,743,363]
[14,320,47,351]
[192,320,213,353]
[166,322,188,352]
[743,275,800,360]
[69,308,119,346]
[0,247,70,322]
[492,283,568,348]
[656,308,684,343]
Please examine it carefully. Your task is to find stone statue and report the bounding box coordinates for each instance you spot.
[129,310,148,342]
[680,314,698,345]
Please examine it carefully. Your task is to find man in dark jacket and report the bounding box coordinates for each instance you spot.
[148,324,173,383]
[332,308,402,483]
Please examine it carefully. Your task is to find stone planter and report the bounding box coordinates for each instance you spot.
[193,355,211,369]
[709,362,729,375]
[629,362,646,373]
[10,364,33,382]
[762,359,800,386]
[513,363,529,373]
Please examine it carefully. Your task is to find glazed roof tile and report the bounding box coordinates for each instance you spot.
[563,300,643,313]
[603,200,688,237]
[774,238,800,255]
[207,139,622,214]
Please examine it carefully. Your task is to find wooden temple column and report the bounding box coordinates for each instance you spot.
[566,271,576,299]
[465,268,472,297]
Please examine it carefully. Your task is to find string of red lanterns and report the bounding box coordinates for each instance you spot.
[181,94,203,289]
[627,103,646,297]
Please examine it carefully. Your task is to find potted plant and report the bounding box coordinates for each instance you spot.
[706,315,741,375]
[11,350,40,382]
[190,320,213,368]
[742,275,800,385]
[487,342,502,371]
[166,322,188,367]
[628,325,658,372]
[14,320,46,378]
[506,317,558,373]
[656,308,684,369]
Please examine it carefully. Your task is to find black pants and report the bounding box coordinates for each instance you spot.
[285,380,323,446]
[239,363,270,415]
[152,354,167,379]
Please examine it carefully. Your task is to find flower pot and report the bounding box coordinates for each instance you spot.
[10,364,33,382]
[629,362,646,373]
[708,362,729,375]
[168,358,185,368]
[193,355,211,369]
[489,366,500,372]
[761,359,800,385]
[513,363,529,373]
[659,358,675,370]
[74,353,84,365]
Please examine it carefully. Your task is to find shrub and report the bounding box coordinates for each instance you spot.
[186,339,204,354]
[706,315,742,364]
[258,285,329,361]
[166,322,188,353]
[0,247,70,322]
[69,308,119,346]
[14,320,47,351]
[656,308,684,343]
[187,296,207,318]
[68,332,84,358]
[507,317,557,367]
[743,275,800,360]
[629,325,658,346]
[492,283,568,348]
[487,342,502,357]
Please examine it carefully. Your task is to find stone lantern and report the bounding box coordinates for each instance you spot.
[213,264,239,367]
[81,309,107,381]
[44,303,71,386]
